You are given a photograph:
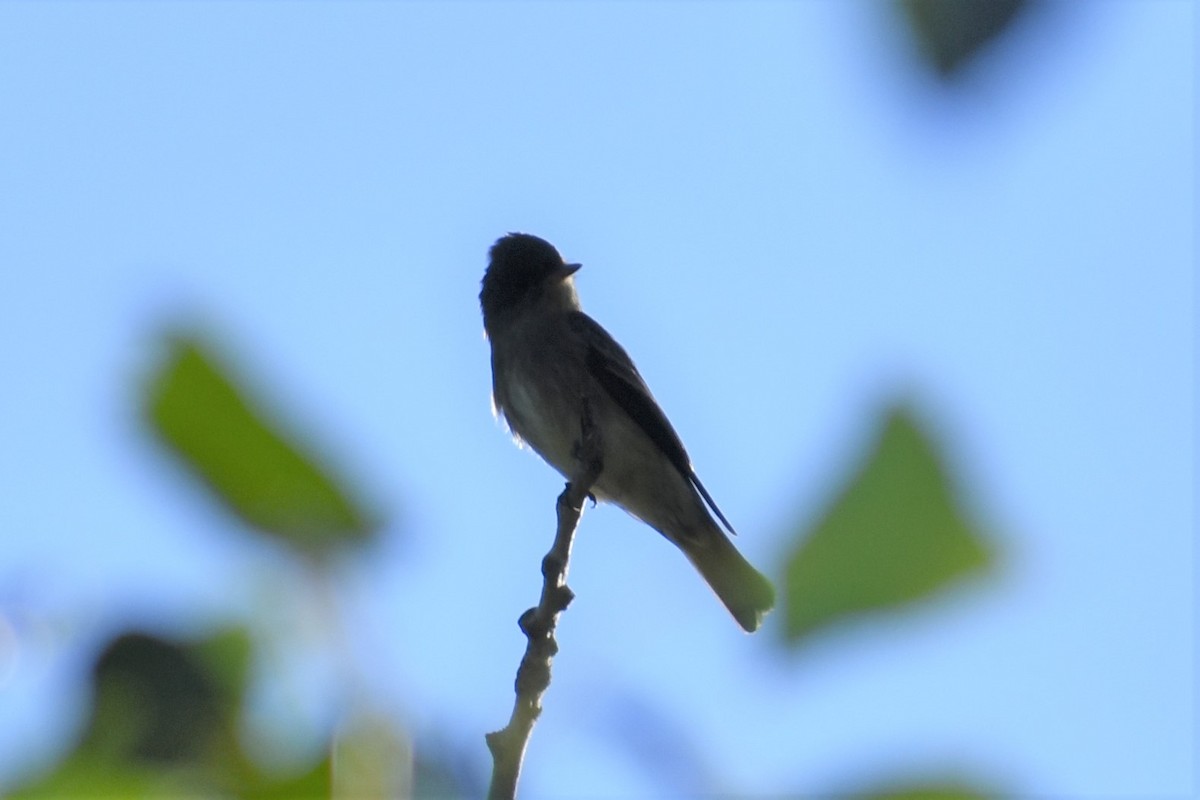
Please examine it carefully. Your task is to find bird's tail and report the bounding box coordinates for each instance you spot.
[679,527,775,633]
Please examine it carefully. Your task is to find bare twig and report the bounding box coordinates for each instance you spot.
[486,402,602,800]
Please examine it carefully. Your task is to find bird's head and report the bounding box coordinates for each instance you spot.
[480,233,581,331]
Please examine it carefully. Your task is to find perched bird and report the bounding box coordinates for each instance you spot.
[480,233,775,632]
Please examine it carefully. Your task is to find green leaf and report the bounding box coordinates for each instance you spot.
[899,0,1032,78]
[6,758,212,799]
[81,632,239,765]
[10,629,252,798]
[783,403,994,644]
[8,627,339,799]
[851,777,999,800]
[143,333,377,555]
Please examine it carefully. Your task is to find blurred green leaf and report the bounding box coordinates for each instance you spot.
[193,626,254,707]
[850,776,999,800]
[246,758,332,800]
[7,758,212,799]
[143,333,377,555]
[82,632,240,766]
[783,403,994,644]
[9,628,340,799]
[11,630,249,797]
[899,0,1031,77]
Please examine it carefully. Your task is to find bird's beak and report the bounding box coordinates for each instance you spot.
[557,262,582,280]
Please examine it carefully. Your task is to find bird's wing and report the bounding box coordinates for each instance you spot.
[568,312,737,535]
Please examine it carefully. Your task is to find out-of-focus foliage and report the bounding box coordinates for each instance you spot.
[851,777,999,800]
[143,333,379,556]
[5,328,483,800]
[83,630,249,766]
[7,627,477,798]
[20,327,1008,800]
[8,629,334,798]
[899,0,1032,77]
[782,403,994,644]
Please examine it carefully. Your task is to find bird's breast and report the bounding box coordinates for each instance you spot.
[498,367,579,477]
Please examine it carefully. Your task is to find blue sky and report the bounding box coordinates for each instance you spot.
[0,2,1194,797]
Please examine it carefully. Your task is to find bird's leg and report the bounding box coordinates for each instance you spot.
[569,396,603,503]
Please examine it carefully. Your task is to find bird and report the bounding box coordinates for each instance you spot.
[480,232,775,632]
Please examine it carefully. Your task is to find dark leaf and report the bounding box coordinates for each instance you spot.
[9,629,254,797]
[900,0,1031,77]
[8,628,344,798]
[82,632,239,765]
